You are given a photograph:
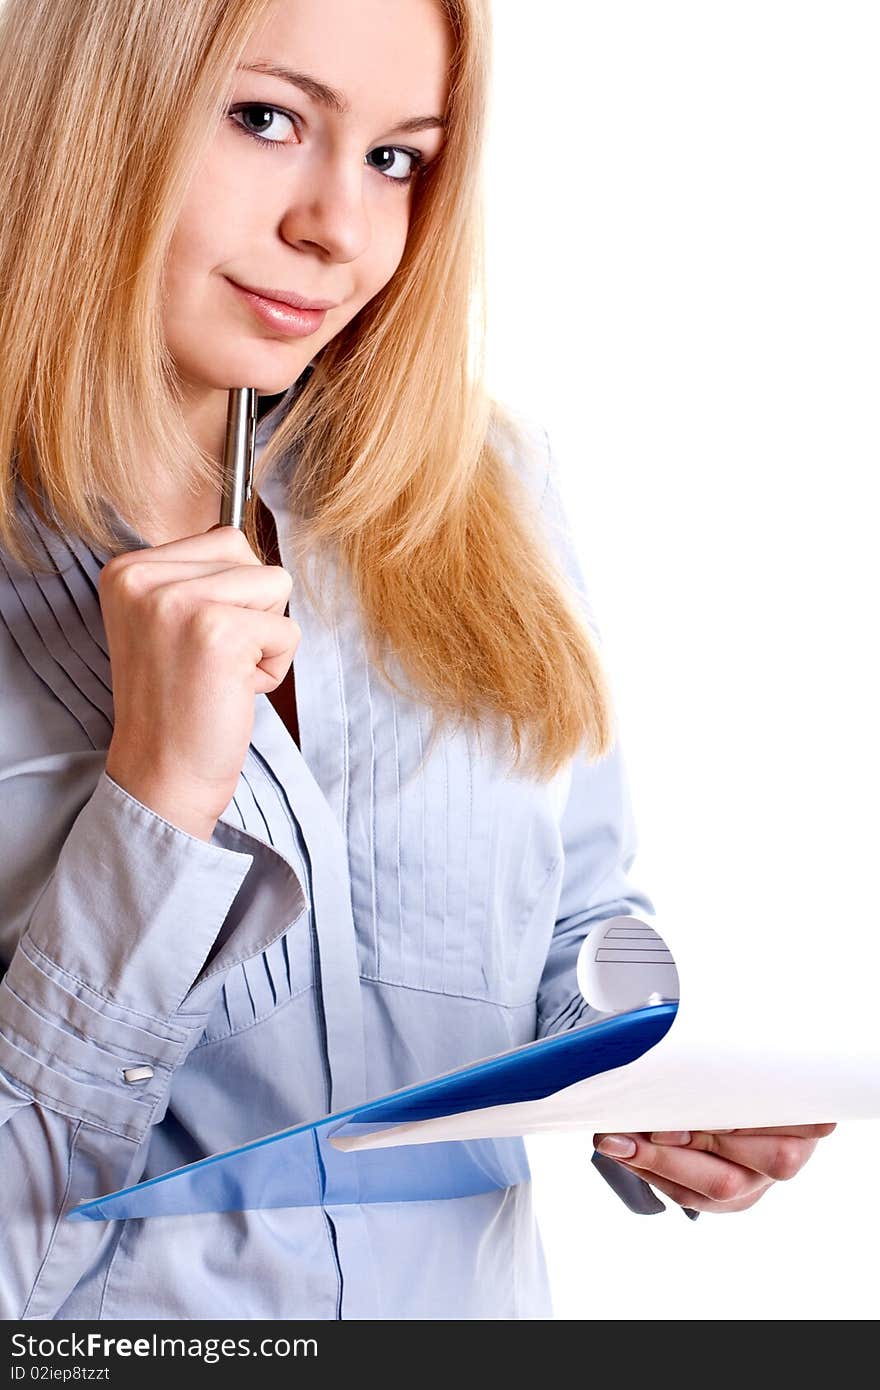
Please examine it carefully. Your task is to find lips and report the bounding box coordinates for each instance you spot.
[228,279,331,339]
[228,279,338,311]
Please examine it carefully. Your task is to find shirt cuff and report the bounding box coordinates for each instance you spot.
[0,770,259,1141]
[0,941,212,1141]
[26,770,256,1017]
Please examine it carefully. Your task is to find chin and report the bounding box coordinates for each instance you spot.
[232,353,314,396]
[200,364,307,397]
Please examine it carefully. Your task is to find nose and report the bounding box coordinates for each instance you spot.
[279,150,372,263]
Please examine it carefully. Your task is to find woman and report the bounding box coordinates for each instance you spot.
[0,0,833,1321]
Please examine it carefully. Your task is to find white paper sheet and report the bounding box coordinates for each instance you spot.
[330,918,880,1152]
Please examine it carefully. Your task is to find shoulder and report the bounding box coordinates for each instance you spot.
[485,402,583,552]
[487,405,602,643]
[486,402,552,504]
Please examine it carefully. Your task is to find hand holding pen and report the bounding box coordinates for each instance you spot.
[100,384,299,842]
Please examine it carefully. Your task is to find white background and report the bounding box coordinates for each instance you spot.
[483,2,879,1319]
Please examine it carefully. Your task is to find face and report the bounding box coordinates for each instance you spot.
[162,0,451,425]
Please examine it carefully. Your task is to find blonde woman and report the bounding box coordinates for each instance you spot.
[0,0,833,1322]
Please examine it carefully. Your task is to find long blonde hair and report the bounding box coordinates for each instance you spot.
[0,0,615,781]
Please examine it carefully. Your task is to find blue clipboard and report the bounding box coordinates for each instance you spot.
[67,1002,676,1222]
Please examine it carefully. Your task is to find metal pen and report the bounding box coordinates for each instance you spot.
[219,386,258,529]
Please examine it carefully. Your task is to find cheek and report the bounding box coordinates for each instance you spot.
[165,149,242,283]
[364,208,412,294]
[163,213,210,305]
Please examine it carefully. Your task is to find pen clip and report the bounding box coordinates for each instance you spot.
[246,407,256,502]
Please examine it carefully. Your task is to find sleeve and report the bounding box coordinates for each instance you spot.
[530,428,698,1220]
[533,424,658,1040]
[535,731,657,1038]
[0,768,307,1319]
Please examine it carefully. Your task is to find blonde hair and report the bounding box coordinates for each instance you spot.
[0,0,615,781]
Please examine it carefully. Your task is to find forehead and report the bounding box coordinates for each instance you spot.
[241,0,453,119]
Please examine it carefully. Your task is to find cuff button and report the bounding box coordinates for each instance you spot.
[122,1065,154,1084]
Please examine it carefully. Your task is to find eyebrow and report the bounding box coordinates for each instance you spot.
[238,61,447,133]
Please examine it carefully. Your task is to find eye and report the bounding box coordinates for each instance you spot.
[365,146,424,184]
[229,103,297,145]
[228,104,426,186]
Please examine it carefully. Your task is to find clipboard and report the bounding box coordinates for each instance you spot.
[67,1003,677,1222]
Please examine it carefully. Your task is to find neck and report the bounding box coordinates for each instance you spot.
[137,386,228,546]
[136,378,300,547]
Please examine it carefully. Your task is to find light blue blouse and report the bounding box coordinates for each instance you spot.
[0,396,655,1320]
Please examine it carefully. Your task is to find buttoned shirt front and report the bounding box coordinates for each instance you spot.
[0,398,655,1319]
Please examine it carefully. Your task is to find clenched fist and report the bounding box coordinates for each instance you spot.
[100,524,300,841]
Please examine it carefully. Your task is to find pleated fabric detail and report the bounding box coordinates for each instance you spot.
[193,761,316,1046]
[328,587,556,1009]
[0,513,114,747]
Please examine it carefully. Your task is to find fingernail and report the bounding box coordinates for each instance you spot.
[651,1131,691,1145]
[597,1134,637,1159]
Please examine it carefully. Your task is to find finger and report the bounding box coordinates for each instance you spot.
[107,559,258,595]
[653,1131,819,1182]
[594,1134,771,1203]
[649,1124,836,1143]
[107,525,260,566]
[698,1123,837,1140]
[122,563,294,617]
[629,1166,775,1215]
[201,606,300,691]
